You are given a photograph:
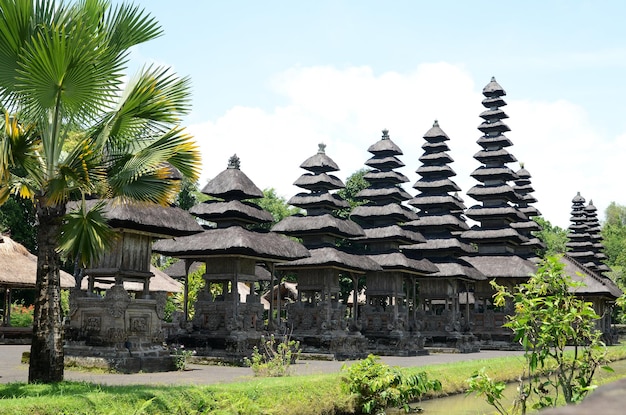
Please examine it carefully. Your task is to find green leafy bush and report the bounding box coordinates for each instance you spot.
[9,302,34,327]
[342,354,442,414]
[244,333,301,377]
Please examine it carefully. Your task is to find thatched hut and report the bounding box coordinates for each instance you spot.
[0,234,73,329]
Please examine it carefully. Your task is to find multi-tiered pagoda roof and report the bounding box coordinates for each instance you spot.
[403,121,483,280]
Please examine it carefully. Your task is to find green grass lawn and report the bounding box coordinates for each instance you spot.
[1,344,626,415]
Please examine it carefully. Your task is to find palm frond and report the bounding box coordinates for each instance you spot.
[110,171,180,205]
[104,1,163,50]
[58,199,117,267]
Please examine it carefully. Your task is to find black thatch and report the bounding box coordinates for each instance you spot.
[413,178,461,192]
[464,206,527,221]
[425,261,486,281]
[354,225,426,244]
[363,170,409,184]
[367,252,438,275]
[72,199,203,237]
[293,173,345,190]
[403,239,475,253]
[466,185,520,201]
[561,254,622,298]
[201,157,264,200]
[367,130,403,155]
[461,255,536,278]
[277,246,382,273]
[272,214,365,238]
[287,193,349,210]
[470,166,518,180]
[476,135,513,148]
[351,204,418,222]
[356,187,412,201]
[405,215,470,231]
[162,260,203,278]
[299,144,340,173]
[190,200,273,224]
[408,195,466,210]
[482,76,506,96]
[153,227,310,262]
[365,155,405,170]
[479,108,508,120]
[462,228,528,244]
[416,165,455,177]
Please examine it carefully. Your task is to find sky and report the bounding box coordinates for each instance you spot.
[124,0,626,229]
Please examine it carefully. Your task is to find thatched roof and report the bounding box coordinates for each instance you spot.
[293,173,345,191]
[354,225,426,244]
[356,187,412,202]
[351,204,418,223]
[408,195,466,210]
[365,155,405,169]
[405,215,470,231]
[70,199,203,237]
[162,260,203,278]
[363,170,409,184]
[473,150,517,164]
[461,255,537,279]
[368,252,438,275]
[367,130,403,156]
[80,265,183,293]
[200,156,264,200]
[162,260,271,281]
[153,227,309,262]
[561,255,622,298]
[287,193,349,210]
[272,214,365,239]
[403,238,475,254]
[189,200,273,224]
[424,261,486,281]
[277,246,382,273]
[422,120,450,142]
[0,235,74,288]
[299,144,340,173]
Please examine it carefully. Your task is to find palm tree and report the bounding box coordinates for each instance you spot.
[0,0,200,383]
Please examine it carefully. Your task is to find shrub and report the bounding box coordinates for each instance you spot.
[170,345,195,371]
[244,333,301,377]
[342,354,442,414]
[9,302,34,327]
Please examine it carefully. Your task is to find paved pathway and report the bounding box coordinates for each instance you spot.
[0,345,525,386]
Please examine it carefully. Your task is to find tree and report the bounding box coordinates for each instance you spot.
[0,0,199,383]
[251,188,300,229]
[468,256,610,414]
[533,216,568,257]
[0,194,37,252]
[336,168,369,219]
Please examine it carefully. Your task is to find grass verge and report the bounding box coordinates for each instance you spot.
[1,344,625,415]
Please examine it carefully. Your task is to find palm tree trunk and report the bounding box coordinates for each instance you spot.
[29,199,66,383]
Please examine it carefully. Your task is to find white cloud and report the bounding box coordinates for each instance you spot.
[189,62,622,229]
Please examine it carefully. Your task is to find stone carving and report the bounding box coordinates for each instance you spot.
[82,316,101,333]
[130,317,149,333]
[107,327,126,343]
[154,291,167,319]
[105,285,130,318]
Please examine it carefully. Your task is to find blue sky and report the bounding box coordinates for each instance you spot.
[126,1,626,228]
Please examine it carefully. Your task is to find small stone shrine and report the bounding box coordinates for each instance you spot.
[403,121,485,352]
[153,155,309,356]
[350,130,438,355]
[64,199,203,372]
[272,143,381,358]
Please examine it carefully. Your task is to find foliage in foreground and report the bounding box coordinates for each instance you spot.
[467,255,611,414]
[1,346,626,415]
[243,333,301,377]
[342,354,442,414]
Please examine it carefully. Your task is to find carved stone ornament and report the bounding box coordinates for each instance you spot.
[154,291,167,319]
[105,284,131,318]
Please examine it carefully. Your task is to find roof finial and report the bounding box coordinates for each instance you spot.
[381,129,389,139]
[491,76,496,82]
[228,154,240,169]
[317,143,326,154]
[433,120,439,127]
